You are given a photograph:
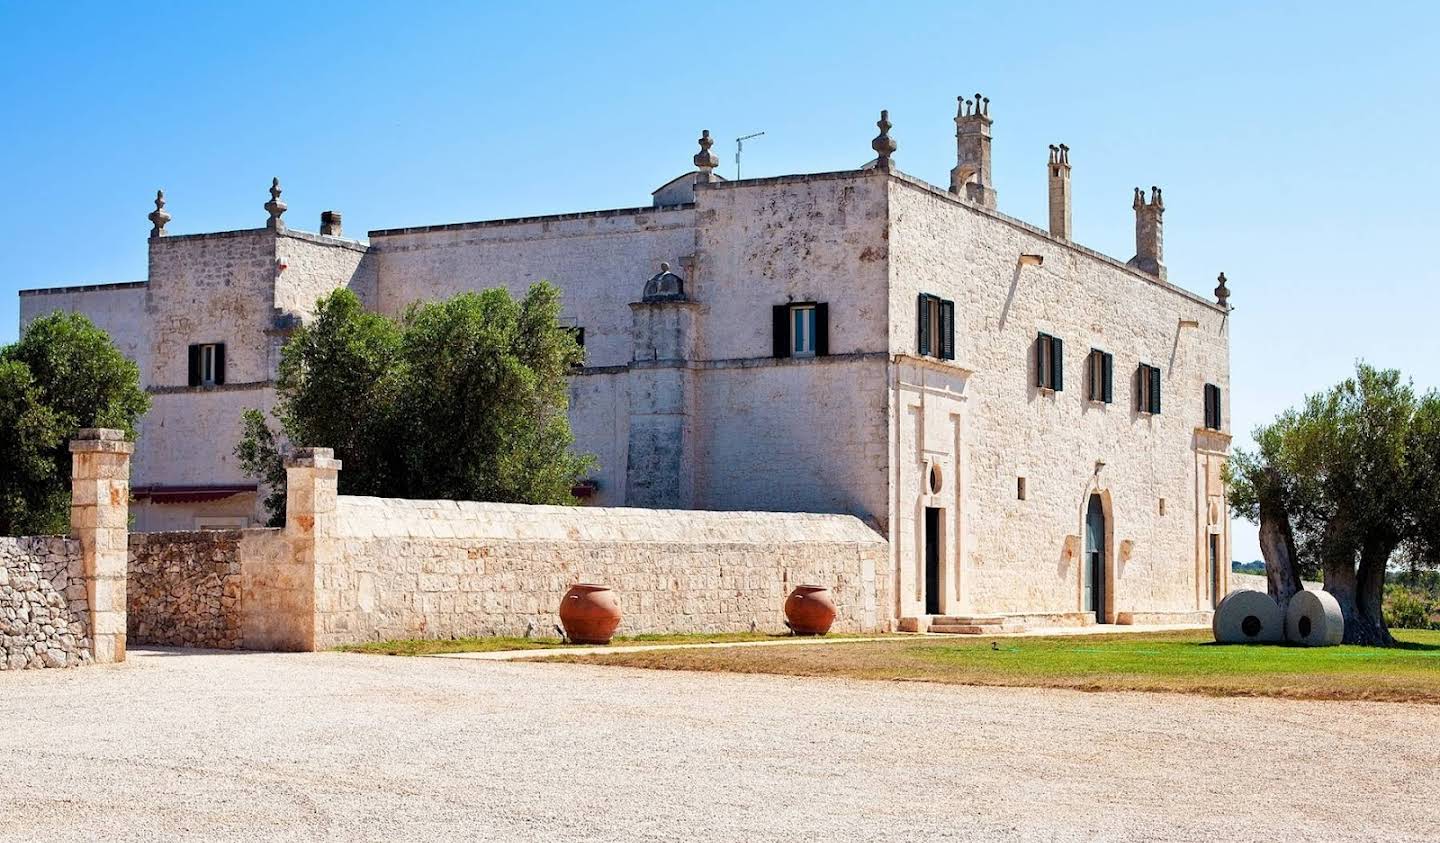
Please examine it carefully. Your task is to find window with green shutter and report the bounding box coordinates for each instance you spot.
[1036,333,1064,391]
[1087,349,1113,403]
[918,293,955,360]
[1204,383,1222,430]
[1137,363,1162,414]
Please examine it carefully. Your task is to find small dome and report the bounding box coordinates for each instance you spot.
[642,262,686,302]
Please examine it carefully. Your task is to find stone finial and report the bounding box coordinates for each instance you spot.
[320,210,342,237]
[148,190,171,238]
[1132,186,1145,210]
[1215,272,1230,308]
[871,110,896,172]
[694,130,719,173]
[265,177,287,230]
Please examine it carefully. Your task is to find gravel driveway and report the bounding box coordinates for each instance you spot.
[1,648,1436,841]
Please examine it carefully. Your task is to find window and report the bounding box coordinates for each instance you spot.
[188,343,226,387]
[1086,348,1113,403]
[772,302,828,359]
[567,327,585,348]
[1017,477,1027,500]
[791,304,817,357]
[917,293,954,360]
[1035,333,1064,391]
[1137,363,1162,414]
[1204,383,1223,430]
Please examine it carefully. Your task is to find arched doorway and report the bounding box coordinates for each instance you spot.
[1083,494,1107,622]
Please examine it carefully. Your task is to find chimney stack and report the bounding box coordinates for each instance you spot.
[320,210,342,237]
[950,93,996,208]
[1126,186,1165,279]
[1047,144,1071,240]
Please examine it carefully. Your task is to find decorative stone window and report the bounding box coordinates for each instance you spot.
[772,302,829,359]
[1136,363,1162,414]
[188,343,226,387]
[917,293,954,360]
[1035,332,1064,391]
[1203,383,1223,430]
[1086,348,1114,403]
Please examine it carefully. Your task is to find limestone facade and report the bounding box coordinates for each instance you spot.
[17,96,1232,627]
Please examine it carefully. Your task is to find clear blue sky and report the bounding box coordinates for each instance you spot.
[3,2,1437,560]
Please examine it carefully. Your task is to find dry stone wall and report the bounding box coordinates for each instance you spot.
[128,531,244,649]
[316,496,890,647]
[0,537,90,670]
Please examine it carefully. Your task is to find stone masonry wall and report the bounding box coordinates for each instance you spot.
[316,495,890,647]
[0,537,90,670]
[128,531,244,649]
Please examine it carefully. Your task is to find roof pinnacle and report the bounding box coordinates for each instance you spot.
[871,109,896,171]
[265,177,287,230]
[148,189,171,238]
[694,129,719,173]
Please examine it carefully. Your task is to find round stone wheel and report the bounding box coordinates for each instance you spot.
[1285,589,1344,646]
[1212,589,1284,644]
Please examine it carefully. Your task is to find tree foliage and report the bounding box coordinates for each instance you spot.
[1228,363,1440,645]
[237,284,593,524]
[0,312,148,535]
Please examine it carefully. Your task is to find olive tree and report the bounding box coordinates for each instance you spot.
[0,312,148,535]
[1229,363,1440,645]
[237,284,593,525]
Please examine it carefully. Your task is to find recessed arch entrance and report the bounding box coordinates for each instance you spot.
[1083,493,1107,623]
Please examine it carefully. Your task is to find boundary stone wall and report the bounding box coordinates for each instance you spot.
[128,531,244,648]
[318,496,890,647]
[0,537,90,670]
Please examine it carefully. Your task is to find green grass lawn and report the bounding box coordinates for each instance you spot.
[336,630,874,657]
[538,628,1440,704]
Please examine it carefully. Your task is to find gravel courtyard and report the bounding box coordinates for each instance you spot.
[2,649,1436,842]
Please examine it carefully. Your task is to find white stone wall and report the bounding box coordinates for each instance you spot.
[886,175,1231,618]
[18,284,149,375]
[0,537,90,670]
[370,207,697,369]
[693,358,890,522]
[275,231,376,317]
[316,495,891,645]
[568,370,630,506]
[692,173,890,361]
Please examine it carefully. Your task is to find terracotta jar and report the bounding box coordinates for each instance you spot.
[559,583,622,645]
[784,585,836,636]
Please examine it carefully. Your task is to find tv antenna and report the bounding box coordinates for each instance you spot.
[735,131,765,180]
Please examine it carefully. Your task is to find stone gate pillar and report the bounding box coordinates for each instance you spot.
[69,428,133,664]
[276,447,341,651]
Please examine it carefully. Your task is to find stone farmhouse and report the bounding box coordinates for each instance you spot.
[18,96,1233,630]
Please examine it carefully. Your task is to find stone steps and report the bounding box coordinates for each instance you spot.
[899,615,1024,635]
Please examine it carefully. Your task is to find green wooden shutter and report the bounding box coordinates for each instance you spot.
[1102,353,1114,403]
[814,303,830,356]
[772,305,790,358]
[213,344,226,385]
[1213,384,1221,429]
[1150,365,1163,414]
[188,345,201,387]
[1050,336,1064,391]
[939,299,955,360]
[1035,333,1047,387]
[917,294,931,356]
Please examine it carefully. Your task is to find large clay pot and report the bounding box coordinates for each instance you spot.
[784,585,837,636]
[559,583,622,645]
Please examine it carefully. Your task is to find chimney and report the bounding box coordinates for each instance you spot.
[320,210,342,237]
[1047,144,1071,240]
[1127,187,1165,279]
[950,93,996,209]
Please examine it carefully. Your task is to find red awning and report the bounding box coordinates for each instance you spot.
[131,484,257,504]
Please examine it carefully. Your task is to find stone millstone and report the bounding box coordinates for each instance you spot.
[1285,589,1344,646]
[1212,589,1284,644]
